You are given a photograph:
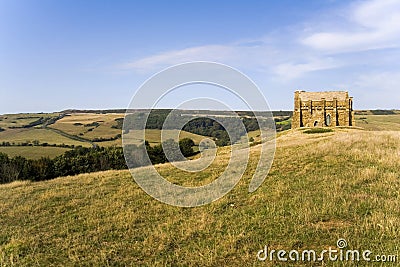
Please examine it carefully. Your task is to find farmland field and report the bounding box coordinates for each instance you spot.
[0,113,60,129]
[0,128,91,147]
[0,111,399,160]
[123,129,208,146]
[48,113,124,139]
[0,146,69,159]
[355,114,400,131]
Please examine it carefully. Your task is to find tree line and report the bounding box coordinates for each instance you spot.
[0,138,195,184]
[1,140,78,148]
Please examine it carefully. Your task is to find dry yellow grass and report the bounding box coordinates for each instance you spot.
[0,113,60,129]
[355,114,400,131]
[49,113,124,138]
[1,127,399,266]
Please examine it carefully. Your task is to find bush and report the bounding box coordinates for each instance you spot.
[85,122,100,127]
[303,128,333,134]
[0,146,127,184]
[371,110,395,115]
[179,138,195,157]
[111,118,124,129]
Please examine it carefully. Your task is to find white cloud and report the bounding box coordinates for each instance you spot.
[302,0,400,52]
[115,0,400,89]
[117,40,342,81]
[274,57,342,79]
[118,45,235,73]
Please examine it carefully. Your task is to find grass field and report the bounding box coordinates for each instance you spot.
[355,114,400,131]
[124,129,208,146]
[0,128,91,159]
[276,117,292,126]
[49,113,124,139]
[247,129,261,139]
[47,113,207,147]
[0,113,60,129]
[0,146,69,159]
[0,112,209,158]
[1,126,399,266]
[0,128,91,147]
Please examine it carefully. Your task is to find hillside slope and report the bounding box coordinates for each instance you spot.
[1,128,399,266]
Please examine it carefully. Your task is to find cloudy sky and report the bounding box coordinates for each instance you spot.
[1,0,399,113]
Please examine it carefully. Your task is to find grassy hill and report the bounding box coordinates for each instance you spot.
[0,110,285,159]
[1,110,396,159]
[1,126,399,266]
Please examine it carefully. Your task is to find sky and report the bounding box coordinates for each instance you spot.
[1,0,400,114]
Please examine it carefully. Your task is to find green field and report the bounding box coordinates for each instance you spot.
[276,117,292,126]
[0,125,399,266]
[0,128,91,147]
[0,146,69,159]
[124,129,208,146]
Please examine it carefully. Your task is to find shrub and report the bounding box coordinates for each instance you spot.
[85,122,100,127]
[371,110,395,115]
[179,138,195,157]
[303,128,333,134]
[111,118,124,129]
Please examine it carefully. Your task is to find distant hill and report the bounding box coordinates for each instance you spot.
[1,109,399,159]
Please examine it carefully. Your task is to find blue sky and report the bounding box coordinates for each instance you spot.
[1,0,399,114]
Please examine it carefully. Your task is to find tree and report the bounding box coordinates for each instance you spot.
[179,138,195,157]
[0,152,10,183]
